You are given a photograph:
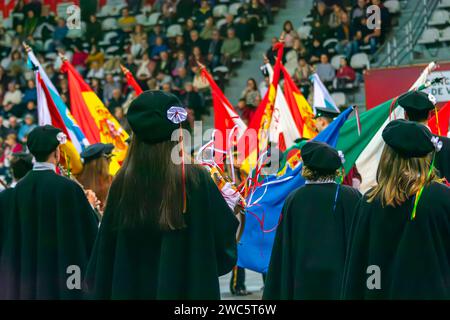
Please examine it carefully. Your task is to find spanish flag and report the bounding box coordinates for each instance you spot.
[61,59,129,175]
[239,41,284,173]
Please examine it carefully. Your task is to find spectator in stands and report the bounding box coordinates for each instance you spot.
[151,36,169,59]
[177,0,195,20]
[130,24,148,58]
[356,15,381,54]
[241,78,261,108]
[194,0,213,26]
[22,80,37,106]
[316,54,335,88]
[294,57,314,98]
[0,133,23,172]
[118,8,137,34]
[335,11,358,59]
[90,78,103,101]
[8,50,25,78]
[86,61,105,80]
[237,98,255,125]
[219,14,235,39]
[189,46,206,74]
[247,0,266,41]
[113,106,130,134]
[308,39,325,64]
[183,18,197,44]
[372,0,391,39]
[335,57,356,89]
[148,23,165,48]
[72,45,88,74]
[23,10,39,37]
[283,21,300,50]
[171,35,187,58]
[136,53,154,85]
[311,1,331,42]
[103,74,121,103]
[207,29,222,69]
[291,38,307,59]
[86,44,105,67]
[172,50,188,77]
[259,75,270,98]
[3,82,22,117]
[107,88,125,112]
[17,114,36,144]
[173,67,191,91]
[157,50,172,75]
[351,0,368,26]
[6,116,19,136]
[221,28,242,68]
[328,4,344,32]
[86,15,103,44]
[52,18,68,50]
[182,81,205,121]
[189,30,208,56]
[200,17,215,40]
[235,17,252,45]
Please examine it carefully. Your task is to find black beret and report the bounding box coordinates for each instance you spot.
[80,143,111,163]
[104,143,114,155]
[127,90,186,144]
[398,91,435,112]
[301,141,343,172]
[382,119,438,157]
[27,125,65,156]
[314,107,340,119]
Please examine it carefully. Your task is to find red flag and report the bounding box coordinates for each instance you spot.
[200,67,247,167]
[429,101,450,136]
[121,65,143,96]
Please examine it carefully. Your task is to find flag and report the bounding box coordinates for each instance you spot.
[61,59,129,174]
[429,101,450,136]
[26,45,88,174]
[265,63,301,152]
[336,62,436,193]
[121,64,143,96]
[311,73,340,113]
[281,65,317,139]
[200,67,247,166]
[238,107,353,273]
[239,42,284,172]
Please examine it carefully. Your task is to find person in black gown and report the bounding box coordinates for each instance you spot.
[398,91,450,182]
[0,125,98,299]
[85,91,239,299]
[342,119,450,299]
[263,141,361,299]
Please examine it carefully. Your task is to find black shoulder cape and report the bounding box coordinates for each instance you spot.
[84,166,238,299]
[0,170,98,299]
[342,182,450,299]
[263,183,361,300]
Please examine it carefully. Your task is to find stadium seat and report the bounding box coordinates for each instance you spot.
[438,0,450,9]
[331,54,346,70]
[418,28,440,44]
[331,92,346,107]
[297,25,312,40]
[350,53,370,70]
[213,66,229,73]
[303,16,314,25]
[213,5,228,18]
[148,12,161,26]
[167,24,183,37]
[229,3,242,16]
[384,0,401,14]
[428,10,450,27]
[439,26,450,42]
[216,18,227,29]
[102,17,118,31]
[323,38,338,54]
[105,45,120,54]
[99,31,120,46]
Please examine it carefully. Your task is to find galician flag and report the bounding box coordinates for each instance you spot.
[311,73,340,113]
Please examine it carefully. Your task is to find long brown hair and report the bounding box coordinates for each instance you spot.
[366,145,438,207]
[108,135,199,230]
[77,156,112,207]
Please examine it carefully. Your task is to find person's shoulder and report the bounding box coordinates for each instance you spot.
[427,181,450,197]
[340,184,362,199]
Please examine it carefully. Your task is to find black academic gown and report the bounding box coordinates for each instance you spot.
[342,182,450,300]
[263,183,361,300]
[85,166,238,300]
[435,136,450,182]
[0,169,98,300]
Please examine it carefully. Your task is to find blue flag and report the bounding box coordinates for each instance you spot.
[238,107,354,273]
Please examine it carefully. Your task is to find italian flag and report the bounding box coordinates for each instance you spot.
[336,62,436,193]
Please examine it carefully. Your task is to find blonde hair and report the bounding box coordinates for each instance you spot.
[366,145,438,207]
[77,157,112,207]
[301,165,340,182]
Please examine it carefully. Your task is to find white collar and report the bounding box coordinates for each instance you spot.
[33,162,56,172]
[305,178,337,185]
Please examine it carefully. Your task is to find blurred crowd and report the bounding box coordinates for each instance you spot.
[0,0,283,183]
